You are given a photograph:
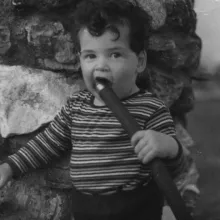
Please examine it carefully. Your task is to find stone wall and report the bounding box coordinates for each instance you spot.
[0,0,80,72]
[0,0,201,219]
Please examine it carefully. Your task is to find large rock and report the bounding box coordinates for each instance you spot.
[8,14,80,72]
[0,65,84,138]
[0,173,73,220]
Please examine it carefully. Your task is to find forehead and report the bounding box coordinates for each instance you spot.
[78,25,131,51]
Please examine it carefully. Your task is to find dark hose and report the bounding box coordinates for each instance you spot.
[95,81,193,220]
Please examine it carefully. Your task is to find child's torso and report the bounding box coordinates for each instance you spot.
[68,90,160,195]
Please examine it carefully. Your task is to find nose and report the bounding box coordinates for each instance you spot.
[95,56,109,73]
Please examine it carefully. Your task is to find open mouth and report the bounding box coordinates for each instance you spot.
[95,77,112,87]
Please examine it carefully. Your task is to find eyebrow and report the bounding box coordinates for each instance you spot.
[80,47,126,54]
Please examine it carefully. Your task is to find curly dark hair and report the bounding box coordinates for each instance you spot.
[72,0,151,54]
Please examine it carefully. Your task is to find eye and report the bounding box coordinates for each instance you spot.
[82,54,96,60]
[111,52,121,58]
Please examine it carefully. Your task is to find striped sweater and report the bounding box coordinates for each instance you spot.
[6,89,185,195]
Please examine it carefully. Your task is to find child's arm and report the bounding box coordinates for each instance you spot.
[0,96,74,183]
[131,104,186,178]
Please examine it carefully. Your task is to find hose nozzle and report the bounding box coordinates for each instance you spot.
[95,77,112,92]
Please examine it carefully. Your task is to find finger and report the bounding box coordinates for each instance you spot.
[131,130,146,147]
[134,137,149,154]
[142,150,156,164]
[137,144,151,160]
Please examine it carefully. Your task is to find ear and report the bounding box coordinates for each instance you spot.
[136,50,147,73]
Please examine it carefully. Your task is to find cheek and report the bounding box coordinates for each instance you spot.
[116,65,137,81]
[82,71,92,86]
[80,64,96,90]
[81,63,92,78]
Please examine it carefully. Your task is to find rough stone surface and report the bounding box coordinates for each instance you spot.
[0,176,73,220]
[148,66,185,107]
[148,32,201,71]
[0,123,73,219]
[0,65,84,138]
[136,0,167,30]
[8,14,79,71]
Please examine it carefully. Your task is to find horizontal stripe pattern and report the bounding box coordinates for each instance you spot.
[7,89,185,195]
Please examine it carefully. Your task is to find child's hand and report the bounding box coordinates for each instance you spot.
[131,130,179,164]
[0,163,13,189]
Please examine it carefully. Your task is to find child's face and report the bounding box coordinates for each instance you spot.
[79,24,146,103]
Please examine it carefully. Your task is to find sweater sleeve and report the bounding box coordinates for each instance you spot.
[144,104,187,178]
[4,97,74,178]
